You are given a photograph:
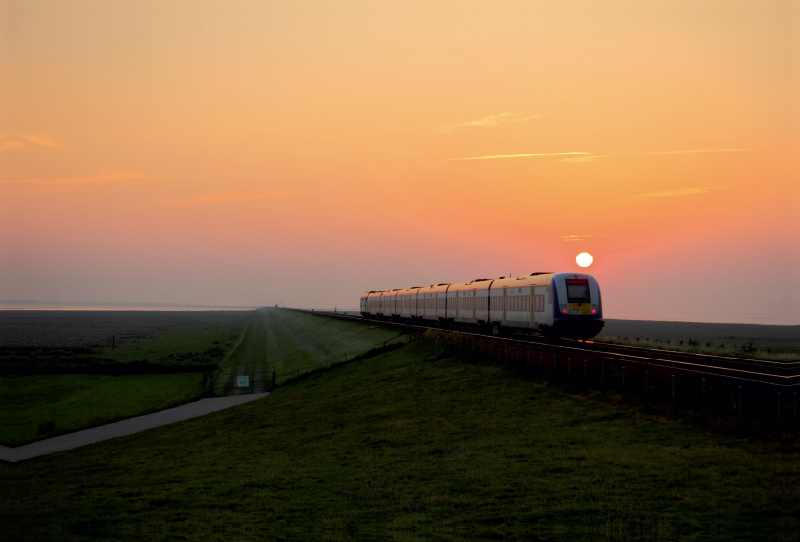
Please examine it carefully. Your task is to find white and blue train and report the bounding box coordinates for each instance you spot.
[360,272,604,339]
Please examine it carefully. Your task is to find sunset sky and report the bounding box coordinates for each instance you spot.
[1,1,798,323]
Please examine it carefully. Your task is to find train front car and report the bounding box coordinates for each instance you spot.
[548,273,604,339]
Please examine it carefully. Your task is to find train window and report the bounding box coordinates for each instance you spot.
[565,279,591,303]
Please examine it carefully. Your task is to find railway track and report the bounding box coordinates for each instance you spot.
[294,309,799,432]
[300,309,800,389]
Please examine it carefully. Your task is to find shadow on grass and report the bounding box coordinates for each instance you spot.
[279,342,407,386]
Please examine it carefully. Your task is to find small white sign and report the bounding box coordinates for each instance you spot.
[236,375,250,388]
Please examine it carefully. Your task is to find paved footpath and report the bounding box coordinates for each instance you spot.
[0,393,269,463]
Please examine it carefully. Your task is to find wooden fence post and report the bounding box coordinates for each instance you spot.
[671,375,676,411]
[566,357,571,385]
[736,386,743,430]
[701,378,706,419]
[600,362,605,393]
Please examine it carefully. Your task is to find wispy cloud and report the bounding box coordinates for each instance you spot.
[605,186,730,206]
[1,141,26,150]
[0,133,61,150]
[607,244,652,254]
[627,187,727,202]
[450,151,591,161]
[439,111,540,132]
[632,148,756,156]
[561,234,606,242]
[450,147,758,165]
[0,170,143,185]
[181,190,305,204]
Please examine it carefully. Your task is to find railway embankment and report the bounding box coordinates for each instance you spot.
[2,308,799,539]
[303,310,800,436]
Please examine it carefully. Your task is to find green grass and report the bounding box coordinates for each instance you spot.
[0,373,202,447]
[595,335,800,361]
[2,310,798,540]
[93,311,253,365]
[1,311,254,447]
[214,308,400,392]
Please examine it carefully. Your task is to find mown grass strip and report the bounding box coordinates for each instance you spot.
[215,308,401,393]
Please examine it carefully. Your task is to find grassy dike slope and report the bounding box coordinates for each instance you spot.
[2,312,799,540]
[214,308,400,391]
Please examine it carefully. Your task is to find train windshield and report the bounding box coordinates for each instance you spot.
[565,279,591,303]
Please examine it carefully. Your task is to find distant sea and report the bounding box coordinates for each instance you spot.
[1,302,796,325]
[0,300,259,311]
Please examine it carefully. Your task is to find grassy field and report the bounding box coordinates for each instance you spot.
[0,311,253,447]
[96,311,253,365]
[214,308,400,392]
[2,309,798,540]
[0,373,201,447]
[0,310,253,350]
[599,319,800,361]
[594,335,800,361]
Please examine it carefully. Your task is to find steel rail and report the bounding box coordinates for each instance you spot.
[507,335,800,376]
[294,310,800,388]
[553,337,800,370]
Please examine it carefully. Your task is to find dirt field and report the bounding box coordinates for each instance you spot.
[599,319,800,359]
[602,319,800,348]
[0,310,254,348]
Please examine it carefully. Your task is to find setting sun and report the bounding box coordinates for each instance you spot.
[576,253,594,268]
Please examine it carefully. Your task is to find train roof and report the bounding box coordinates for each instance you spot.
[364,272,596,298]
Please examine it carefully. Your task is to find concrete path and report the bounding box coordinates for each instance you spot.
[0,393,269,463]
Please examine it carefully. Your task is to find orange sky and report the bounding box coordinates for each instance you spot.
[1,1,798,323]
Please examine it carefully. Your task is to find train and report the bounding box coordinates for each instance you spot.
[360,272,604,339]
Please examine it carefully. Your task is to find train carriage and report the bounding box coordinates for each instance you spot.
[361,272,602,339]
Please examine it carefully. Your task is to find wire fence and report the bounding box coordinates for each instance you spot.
[415,328,799,439]
[209,332,411,397]
[207,324,798,439]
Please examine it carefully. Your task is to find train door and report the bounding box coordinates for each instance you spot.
[534,286,551,327]
[469,290,474,323]
[502,287,508,326]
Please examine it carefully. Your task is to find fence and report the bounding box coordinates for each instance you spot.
[209,332,412,397]
[206,322,798,438]
[415,328,799,439]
